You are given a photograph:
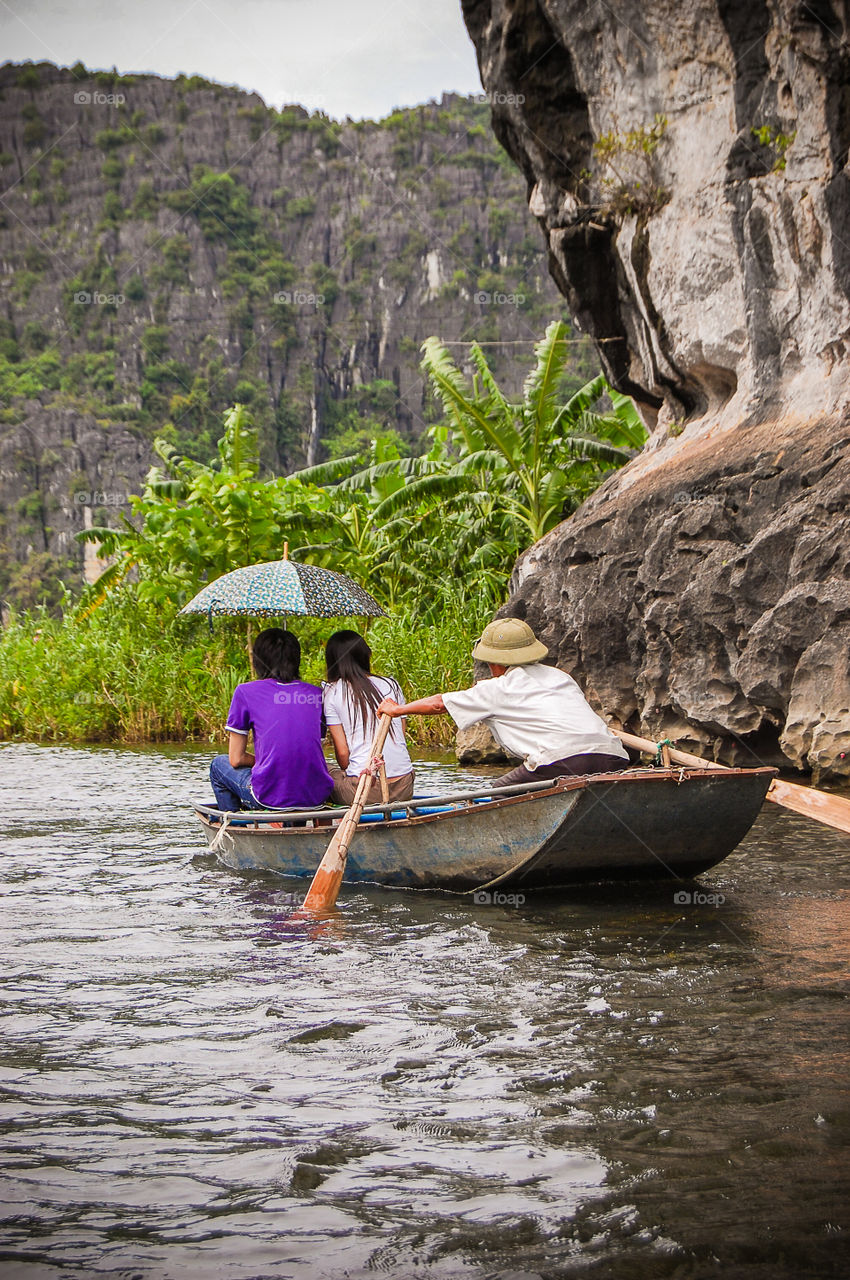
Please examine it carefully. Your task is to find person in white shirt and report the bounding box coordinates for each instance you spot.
[323,630,415,804]
[376,618,629,787]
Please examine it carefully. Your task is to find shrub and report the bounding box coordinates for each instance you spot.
[130,179,158,219]
[101,155,125,188]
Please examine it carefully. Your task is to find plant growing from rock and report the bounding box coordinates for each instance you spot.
[750,124,796,171]
[591,114,669,218]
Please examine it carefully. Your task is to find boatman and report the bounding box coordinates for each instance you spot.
[375,618,629,788]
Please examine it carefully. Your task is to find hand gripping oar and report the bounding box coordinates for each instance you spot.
[613,729,850,836]
[300,713,394,912]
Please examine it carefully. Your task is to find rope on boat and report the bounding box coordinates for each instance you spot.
[209,810,235,854]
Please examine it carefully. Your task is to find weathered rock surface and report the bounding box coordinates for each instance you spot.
[455,721,520,764]
[463,0,850,780]
[507,415,850,782]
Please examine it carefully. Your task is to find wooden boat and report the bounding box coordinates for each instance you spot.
[193,764,777,893]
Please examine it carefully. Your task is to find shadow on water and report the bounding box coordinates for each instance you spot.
[0,743,848,1279]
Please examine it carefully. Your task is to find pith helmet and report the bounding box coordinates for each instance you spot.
[472,618,548,665]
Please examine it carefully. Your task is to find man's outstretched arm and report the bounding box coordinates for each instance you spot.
[376,694,446,717]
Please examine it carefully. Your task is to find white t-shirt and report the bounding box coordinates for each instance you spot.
[442,663,629,771]
[323,674,413,778]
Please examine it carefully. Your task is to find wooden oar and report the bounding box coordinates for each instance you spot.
[613,728,850,836]
[300,713,394,912]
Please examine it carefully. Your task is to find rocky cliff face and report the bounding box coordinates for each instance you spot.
[0,62,571,599]
[463,0,850,780]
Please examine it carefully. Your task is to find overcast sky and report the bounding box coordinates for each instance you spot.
[0,0,484,119]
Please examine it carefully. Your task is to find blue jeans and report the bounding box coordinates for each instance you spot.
[210,755,255,811]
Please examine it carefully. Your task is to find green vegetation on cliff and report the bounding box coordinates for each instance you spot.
[0,60,595,607]
[0,325,643,744]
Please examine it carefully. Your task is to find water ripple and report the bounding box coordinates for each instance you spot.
[0,743,848,1279]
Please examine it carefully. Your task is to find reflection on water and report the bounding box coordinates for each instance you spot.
[0,742,848,1279]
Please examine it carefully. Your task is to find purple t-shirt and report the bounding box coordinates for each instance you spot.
[226,679,333,808]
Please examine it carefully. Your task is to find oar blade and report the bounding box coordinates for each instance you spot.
[301,864,346,913]
[300,828,348,913]
[767,778,850,836]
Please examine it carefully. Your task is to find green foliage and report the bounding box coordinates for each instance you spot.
[100,155,125,188]
[0,590,481,747]
[0,551,75,618]
[23,115,46,148]
[131,179,158,219]
[101,190,124,225]
[17,65,41,89]
[416,320,645,544]
[61,351,115,395]
[23,247,47,275]
[124,273,145,302]
[95,127,132,150]
[592,114,669,218]
[0,594,249,742]
[143,123,166,147]
[21,320,50,353]
[175,73,220,94]
[272,107,308,145]
[150,235,192,288]
[286,194,316,219]
[0,350,61,399]
[238,103,269,142]
[0,323,646,745]
[750,124,796,171]
[166,165,260,244]
[74,403,321,609]
[141,324,170,359]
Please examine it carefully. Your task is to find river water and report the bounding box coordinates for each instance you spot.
[0,742,848,1280]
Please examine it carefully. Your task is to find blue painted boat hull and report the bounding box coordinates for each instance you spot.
[194,767,776,893]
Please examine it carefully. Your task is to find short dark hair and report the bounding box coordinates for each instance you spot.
[252,628,300,682]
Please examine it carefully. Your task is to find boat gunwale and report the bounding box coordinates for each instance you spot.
[193,765,779,837]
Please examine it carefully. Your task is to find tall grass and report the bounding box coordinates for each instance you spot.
[0,590,487,748]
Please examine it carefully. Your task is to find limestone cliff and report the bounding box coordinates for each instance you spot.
[0,62,570,599]
[462,0,850,780]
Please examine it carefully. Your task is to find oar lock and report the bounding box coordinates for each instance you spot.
[654,738,675,768]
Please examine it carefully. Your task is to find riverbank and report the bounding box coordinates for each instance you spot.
[0,596,485,747]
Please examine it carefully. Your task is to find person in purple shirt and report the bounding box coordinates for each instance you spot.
[209,628,333,812]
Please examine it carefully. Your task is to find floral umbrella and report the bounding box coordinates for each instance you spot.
[179,556,385,619]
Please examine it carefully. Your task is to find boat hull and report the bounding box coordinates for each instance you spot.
[195,767,776,893]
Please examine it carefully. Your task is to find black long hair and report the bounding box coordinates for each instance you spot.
[252,628,300,682]
[325,629,399,738]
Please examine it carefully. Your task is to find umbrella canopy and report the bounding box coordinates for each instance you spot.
[179,558,385,619]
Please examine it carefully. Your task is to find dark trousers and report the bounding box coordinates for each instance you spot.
[494,752,627,788]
